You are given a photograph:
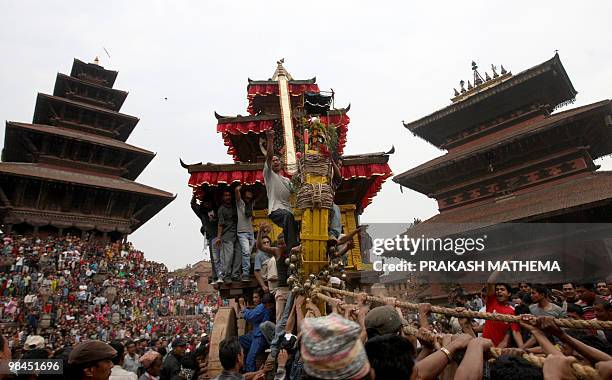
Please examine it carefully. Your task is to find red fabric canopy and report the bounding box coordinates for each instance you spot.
[217,119,274,135]
[216,115,349,160]
[188,161,392,211]
[188,169,263,187]
[340,163,392,210]
[217,119,274,160]
[247,83,320,114]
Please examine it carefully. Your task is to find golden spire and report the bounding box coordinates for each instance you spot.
[274,58,297,174]
[93,56,100,65]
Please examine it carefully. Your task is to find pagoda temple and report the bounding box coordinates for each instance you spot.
[0,58,174,240]
[395,54,612,230]
[387,54,612,299]
[182,60,393,274]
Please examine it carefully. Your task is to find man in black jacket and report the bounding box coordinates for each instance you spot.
[191,192,223,283]
[160,338,187,380]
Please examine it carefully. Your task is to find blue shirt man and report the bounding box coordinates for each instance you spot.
[238,292,275,372]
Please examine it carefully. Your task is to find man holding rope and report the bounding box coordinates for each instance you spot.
[311,285,612,380]
[483,271,524,348]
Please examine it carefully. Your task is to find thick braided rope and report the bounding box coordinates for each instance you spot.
[317,286,612,330]
[298,153,332,182]
[488,349,601,380]
[296,183,334,209]
[313,291,602,380]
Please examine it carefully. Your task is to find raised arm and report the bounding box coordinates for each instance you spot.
[539,316,612,363]
[418,303,432,330]
[294,295,306,331]
[520,316,557,355]
[454,337,492,380]
[234,185,242,202]
[265,129,275,167]
[190,194,200,215]
[331,158,342,180]
[256,223,276,256]
[338,226,362,246]
[337,240,355,257]
[511,328,524,348]
[356,293,369,343]
[411,334,472,380]
[486,267,503,298]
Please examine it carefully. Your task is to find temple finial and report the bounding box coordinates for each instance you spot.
[452,61,512,103]
[472,61,484,86]
[93,56,100,65]
[272,58,293,81]
[491,64,499,78]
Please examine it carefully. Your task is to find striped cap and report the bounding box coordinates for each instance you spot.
[301,313,370,379]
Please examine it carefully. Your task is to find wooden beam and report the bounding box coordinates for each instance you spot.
[0,184,12,207]
[105,193,115,216]
[132,203,151,219]
[21,135,40,159]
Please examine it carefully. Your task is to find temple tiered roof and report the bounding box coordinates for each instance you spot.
[396,100,612,195]
[394,54,612,228]
[0,58,173,238]
[403,54,577,149]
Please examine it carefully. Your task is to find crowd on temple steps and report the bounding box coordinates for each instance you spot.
[0,233,217,380]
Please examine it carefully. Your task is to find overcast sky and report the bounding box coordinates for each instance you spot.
[2,1,611,270]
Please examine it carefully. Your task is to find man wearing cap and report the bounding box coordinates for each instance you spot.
[329,277,342,289]
[364,305,407,339]
[68,340,117,380]
[139,350,163,380]
[160,338,186,380]
[23,335,45,351]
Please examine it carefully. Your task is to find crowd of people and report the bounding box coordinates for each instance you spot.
[208,272,612,380]
[186,128,612,379]
[0,232,219,380]
[2,129,612,379]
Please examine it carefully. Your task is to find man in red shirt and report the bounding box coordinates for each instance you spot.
[575,283,597,320]
[483,281,524,348]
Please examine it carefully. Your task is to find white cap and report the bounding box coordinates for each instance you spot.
[24,335,45,350]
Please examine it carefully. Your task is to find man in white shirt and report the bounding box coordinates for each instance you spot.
[123,340,140,374]
[263,129,298,253]
[109,341,137,380]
